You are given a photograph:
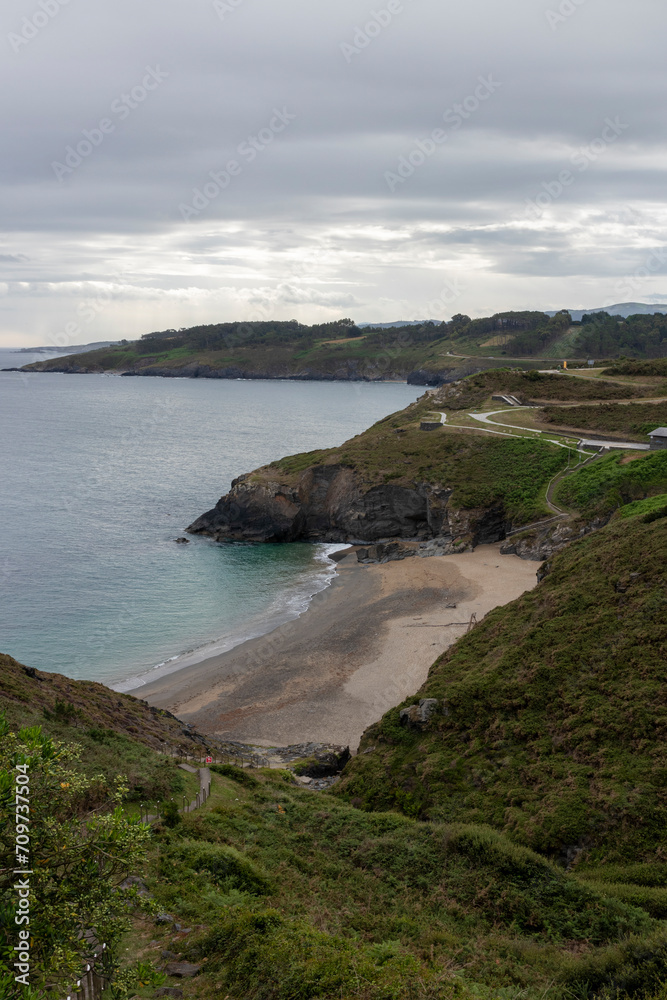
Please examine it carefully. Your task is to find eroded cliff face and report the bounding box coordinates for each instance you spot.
[187,464,512,549]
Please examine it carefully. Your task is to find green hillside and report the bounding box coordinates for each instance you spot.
[270,418,567,525]
[553,450,667,517]
[3,657,667,1000]
[335,510,667,867]
[17,310,667,383]
[577,313,667,360]
[541,401,667,440]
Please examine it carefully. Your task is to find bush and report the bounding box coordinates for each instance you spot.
[559,930,667,999]
[161,840,271,895]
[197,906,457,1000]
[555,451,667,516]
[160,800,182,827]
[210,762,260,787]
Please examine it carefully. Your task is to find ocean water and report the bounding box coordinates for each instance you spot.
[0,354,420,690]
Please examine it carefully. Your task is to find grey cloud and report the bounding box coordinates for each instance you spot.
[2,0,667,344]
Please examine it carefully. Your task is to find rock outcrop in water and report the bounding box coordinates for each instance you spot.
[187,465,512,549]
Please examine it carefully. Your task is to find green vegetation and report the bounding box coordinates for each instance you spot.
[20,312,667,385]
[6,361,667,996]
[3,500,667,998]
[0,654,193,804]
[541,402,667,439]
[22,318,459,382]
[136,768,666,1000]
[436,370,642,411]
[618,494,667,521]
[606,359,667,377]
[554,451,667,517]
[463,310,573,356]
[335,514,667,866]
[0,716,153,996]
[271,415,567,524]
[577,313,667,360]
[210,762,261,787]
[3,707,666,999]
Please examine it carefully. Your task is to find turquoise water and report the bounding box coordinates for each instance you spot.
[0,358,420,689]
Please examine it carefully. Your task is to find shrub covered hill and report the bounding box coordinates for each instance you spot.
[16,308,667,384]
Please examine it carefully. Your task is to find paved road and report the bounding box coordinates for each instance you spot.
[579,438,650,451]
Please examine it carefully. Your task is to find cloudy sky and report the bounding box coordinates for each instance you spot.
[2,0,667,347]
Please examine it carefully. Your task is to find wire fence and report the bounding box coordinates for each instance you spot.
[62,942,110,1000]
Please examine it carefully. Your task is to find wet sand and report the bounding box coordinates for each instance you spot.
[140,545,540,751]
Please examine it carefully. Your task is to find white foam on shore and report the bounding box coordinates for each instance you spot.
[111,543,348,693]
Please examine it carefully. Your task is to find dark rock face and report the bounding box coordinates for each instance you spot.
[408,365,486,386]
[399,699,440,729]
[500,515,609,561]
[187,465,514,548]
[408,369,449,386]
[121,364,383,382]
[164,961,201,978]
[357,541,416,564]
[294,746,351,778]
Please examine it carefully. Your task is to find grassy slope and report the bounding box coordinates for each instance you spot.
[542,402,667,439]
[432,370,644,410]
[126,767,667,1000]
[607,360,667,377]
[258,371,657,525]
[0,653,201,802]
[334,512,667,869]
[266,393,567,524]
[554,451,667,517]
[6,658,667,999]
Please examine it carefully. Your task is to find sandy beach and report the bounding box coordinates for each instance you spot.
[141,545,540,750]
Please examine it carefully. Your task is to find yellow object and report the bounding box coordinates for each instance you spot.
[563,361,568,369]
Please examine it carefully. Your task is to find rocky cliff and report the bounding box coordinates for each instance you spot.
[187,464,514,551]
[19,355,464,385]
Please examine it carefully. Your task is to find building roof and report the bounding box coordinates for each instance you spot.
[649,427,667,437]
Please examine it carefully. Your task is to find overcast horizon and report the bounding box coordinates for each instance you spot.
[2,0,667,348]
